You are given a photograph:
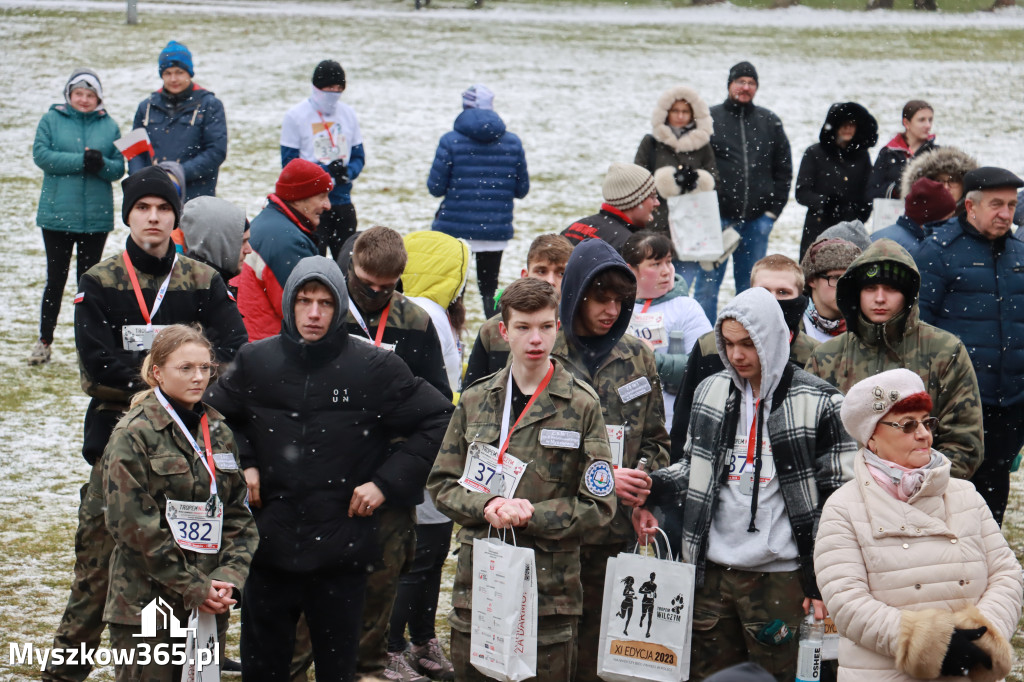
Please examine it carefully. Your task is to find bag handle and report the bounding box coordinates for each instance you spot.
[632,527,674,561]
[486,524,518,547]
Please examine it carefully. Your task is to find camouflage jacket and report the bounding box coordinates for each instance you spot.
[75,239,246,405]
[805,240,984,479]
[345,292,452,399]
[551,332,670,545]
[102,392,257,626]
[463,314,511,388]
[427,362,616,616]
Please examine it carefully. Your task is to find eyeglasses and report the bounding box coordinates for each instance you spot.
[169,363,218,378]
[878,416,938,434]
[823,275,841,288]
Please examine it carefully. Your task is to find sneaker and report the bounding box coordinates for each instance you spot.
[27,339,51,365]
[384,651,428,682]
[411,639,454,681]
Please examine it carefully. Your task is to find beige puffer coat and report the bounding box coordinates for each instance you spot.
[814,451,1021,682]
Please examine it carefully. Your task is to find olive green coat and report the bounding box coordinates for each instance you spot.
[428,362,616,617]
[102,393,258,626]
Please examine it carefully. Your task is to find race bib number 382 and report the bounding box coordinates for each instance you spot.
[165,498,222,554]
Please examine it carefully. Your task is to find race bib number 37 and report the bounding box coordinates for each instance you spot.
[165,498,222,554]
[458,442,527,499]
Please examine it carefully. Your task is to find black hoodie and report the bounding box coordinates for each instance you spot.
[206,256,453,573]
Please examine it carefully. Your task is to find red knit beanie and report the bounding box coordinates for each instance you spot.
[276,159,333,201]
[904,177,955,226]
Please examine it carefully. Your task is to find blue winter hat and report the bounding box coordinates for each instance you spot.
[159,41,194,76]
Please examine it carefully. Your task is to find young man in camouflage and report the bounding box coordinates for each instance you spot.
[463,233,573,387]
[428,277,616,682]
[45,166,247,682]
[805,238,984,480]
[635,287,855,681]
[550,238,670,682]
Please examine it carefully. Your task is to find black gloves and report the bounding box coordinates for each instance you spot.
[327,160,349,183]
[940,627,992,677]
[674,165,698,192]
[83,149,104,174]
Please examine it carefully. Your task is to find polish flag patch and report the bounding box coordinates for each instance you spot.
[74,292,85,304]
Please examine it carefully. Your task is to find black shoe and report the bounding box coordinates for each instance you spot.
[222,657,242,674]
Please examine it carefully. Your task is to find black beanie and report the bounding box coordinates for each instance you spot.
[121,166,183,227]
[312,60,346,90]
[728,61,759,85]
[854,260,914,299]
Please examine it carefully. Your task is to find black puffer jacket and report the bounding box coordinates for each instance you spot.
[207,256,453,573]
[795,102,878,257]
[709,98,792,222]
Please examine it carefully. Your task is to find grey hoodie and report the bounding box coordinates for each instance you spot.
[180,196,246,280]
[280,256,349,351]
[708,287,798,571]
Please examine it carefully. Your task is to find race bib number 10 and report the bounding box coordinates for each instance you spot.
[165,497,222,554]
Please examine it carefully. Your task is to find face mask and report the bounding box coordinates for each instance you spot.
[347,264,394,313]
[310,86,341,114]
[776,294,809,334]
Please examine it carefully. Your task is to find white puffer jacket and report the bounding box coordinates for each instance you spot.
[814,450,1022,682]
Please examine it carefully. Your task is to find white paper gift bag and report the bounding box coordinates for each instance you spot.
[470,533,538,682]
[179,609,219,682]
[870,197,904,233]
[667,191,723,262]
[597,531,695,682]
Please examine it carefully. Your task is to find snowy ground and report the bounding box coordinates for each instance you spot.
[2,1,1024,679]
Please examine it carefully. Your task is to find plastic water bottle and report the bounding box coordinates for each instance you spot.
[795,614,823,682]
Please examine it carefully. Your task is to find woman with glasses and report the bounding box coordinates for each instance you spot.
[813,368,1021,682]
[102,324,257,681]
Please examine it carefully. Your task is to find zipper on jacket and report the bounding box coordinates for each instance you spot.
[740,108,750,218]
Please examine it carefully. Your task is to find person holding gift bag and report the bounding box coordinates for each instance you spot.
[101,324,258,682]
[814,368,1022,681]
[428,277,616,682]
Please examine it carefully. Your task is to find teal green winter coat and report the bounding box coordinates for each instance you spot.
[33,103,123,233]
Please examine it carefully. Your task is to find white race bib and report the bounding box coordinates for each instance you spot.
[165,497,222,554]
[605,424,625,468]
[312,124,347,164]
[458,441,527,499]
[122,324,168,351]
[627,312,667,348]
[726,436,776,492]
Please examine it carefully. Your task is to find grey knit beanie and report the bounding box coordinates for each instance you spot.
[602,163,655,211]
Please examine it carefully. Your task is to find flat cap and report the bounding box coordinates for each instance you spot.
[963,166,1024,193]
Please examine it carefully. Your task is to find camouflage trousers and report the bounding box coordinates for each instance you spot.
[289,506,416,679]
[44,459,113,682]
[449,608,577,682]
[108,614,228,682]
[690,563,805,682]
[575,542,629,682]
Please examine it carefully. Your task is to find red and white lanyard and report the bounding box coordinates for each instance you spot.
[123,250,178,331]
[742,383,760,468]
[348,299,392,347]
[154,387,217,497]
[498,362,554,466]
[641,299,652,313]
[317,112,337,148]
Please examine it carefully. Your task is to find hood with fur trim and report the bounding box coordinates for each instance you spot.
[818,101,878,158]
[650,84,714,154]
[899,146,979,199]
[715,287,790,401]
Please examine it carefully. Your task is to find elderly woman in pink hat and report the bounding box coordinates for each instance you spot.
[814,368,1021,681]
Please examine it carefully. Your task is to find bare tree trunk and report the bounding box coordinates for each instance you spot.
[126,0,138,24]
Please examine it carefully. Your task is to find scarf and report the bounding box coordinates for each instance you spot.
[863,448,942,502]
[807,300,846,336]
[669,122,697,139]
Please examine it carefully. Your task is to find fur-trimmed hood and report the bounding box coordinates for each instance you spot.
[818,101,878,158]
[900,146,979,199]
[650,84,713,153]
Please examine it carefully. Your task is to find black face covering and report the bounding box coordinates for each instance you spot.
[347,263,394,314]
[777,294,809,334]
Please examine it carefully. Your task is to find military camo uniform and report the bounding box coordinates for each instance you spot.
[805,239,984,479]
[551,332,671,682]
[427,362,616,682]
[463,314,511,388]
[103,393,257,682]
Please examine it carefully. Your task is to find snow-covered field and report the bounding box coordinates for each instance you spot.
[2,1,1024,678]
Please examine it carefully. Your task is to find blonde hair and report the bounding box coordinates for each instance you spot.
[131,324,214,408]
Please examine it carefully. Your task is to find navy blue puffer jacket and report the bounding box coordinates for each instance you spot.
[918,215,1024,407]
[427,109,529,241]
[128,85,227,201]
